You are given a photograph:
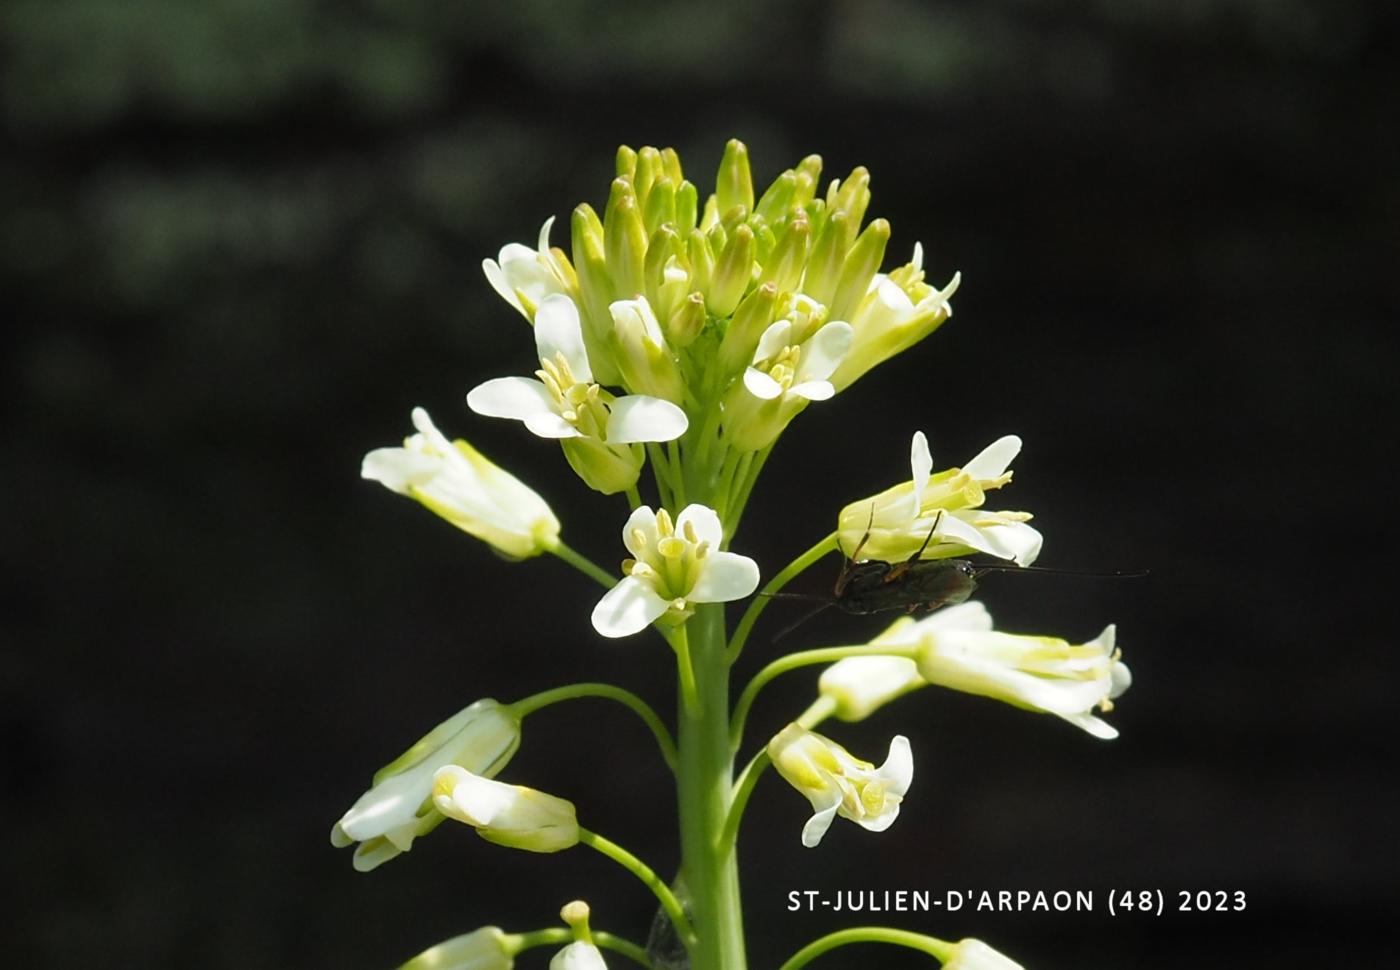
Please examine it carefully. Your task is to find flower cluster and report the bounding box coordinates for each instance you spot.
[342,138,1130,970]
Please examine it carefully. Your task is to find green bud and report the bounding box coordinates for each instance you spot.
[562,437,644,495]
[699,193,721,232]
[793,155,823,207]
[830,166,872,228]
[718,281,778,377]
[706,220,728,259]
[643,178,676,236]
[760,212,810,292]
[570,204,622,385]
[750,217,777,266]
[611,297,686,404]
[687,228,716,297]
[830,218,890,322]
[803,210,853,306]
[709,223,755,318]
[754,170,797,224]
[660,146,684,184]
[604,179,647,300]
[666,291,707,350]
[716,138,755,217]
[675,180,699,233]
[615,144,638,179]
[635,146,663,212]
[643,223,684,307]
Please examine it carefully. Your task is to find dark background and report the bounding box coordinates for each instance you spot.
[4,1,1397,967]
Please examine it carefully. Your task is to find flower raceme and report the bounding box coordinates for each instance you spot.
[467,294,687,494]
[432,765,580,853]
[838,431,1041,567]
[767,723,913,848]
[331,699,521,872]
[363,407,560,559]
[591,504,760,638]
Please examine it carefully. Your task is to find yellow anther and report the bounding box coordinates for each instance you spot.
[683,520,698,543]
[561,409,578,423]
[860,782,886,814]
[694,540,710,559]
[620,557,637,574]
[656,508,675,535]
[670,597,687,611]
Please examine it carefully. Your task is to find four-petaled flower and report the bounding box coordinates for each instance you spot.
[767,723,913,848]
[874,609,1129,738]
[591,505,760,638]
[362,407,560,559]
[468,294,688,494]
[432,765,580,853]
[483,216,576,321]
[838,431,1041,567]
[331,699,521,872]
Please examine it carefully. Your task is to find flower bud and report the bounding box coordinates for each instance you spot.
[716,138,754,217]
[397,927,513,970]
[708,223,755,317]
[433,766,580,853]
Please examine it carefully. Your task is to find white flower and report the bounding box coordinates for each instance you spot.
[550,942,608,970]
[838,431,1041,566]
[828,243,960,391]
[331,699,521,872]
[591,505,760,638]
[767,723,913,848]
[432,765,579,853]
[942,938,1026,970]
[818,602,992,721]
[397,927,514,970]
[363,408,560,559]
[483,216,575,321]
[467,295,688,494]
[878,610,1129,738]
[722,314,854,452]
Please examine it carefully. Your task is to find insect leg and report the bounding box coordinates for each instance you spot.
[884,510,943,584]
[834,504,877,598]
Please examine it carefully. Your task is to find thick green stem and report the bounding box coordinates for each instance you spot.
[676,604,747,970]
[551,541,618,589]
[776,927,954,970]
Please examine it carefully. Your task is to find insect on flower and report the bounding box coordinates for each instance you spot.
[770,510,1140,640]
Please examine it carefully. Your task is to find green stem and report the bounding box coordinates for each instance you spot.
[508,928,655,967]
[578,829,697,949]
[719,696,835,852]
[552,541,617,589]
[776,927,954,970]
[727,531,838,663]
[730,644,918,749]
[667,440,687,506]
[725,442,773,535]
[673,622,700,716]
[509,683,678,773]
[647,443,675,509]
[676,603,747,970]
[625,485,643,510]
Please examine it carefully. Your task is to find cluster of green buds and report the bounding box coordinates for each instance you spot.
[474,139,960,510]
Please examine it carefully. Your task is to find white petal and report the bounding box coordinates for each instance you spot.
[534,295,592,383]
[688,550,760,602]
[911,241,924,272]
[754,320,793,362]
[878,735,914,797]
[621,506,660,557]
[1057,711,1119,740]
[675,504,724,547]
[607,395,688,443]
[801,793,842,848]
[361,447,438,493]
[789,380,834,401]
[797,321,853,383]
[482,258,526,316]
[551,941,609,970]
[854,803,902,833]
[742,367,784,400]
[591,577,670,638]
[523,411,581,439]
[910,431,933,513]
[915,600,994,633]
[536,215,556,253]
[963,435,1022,480]
[467,377,558,421]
